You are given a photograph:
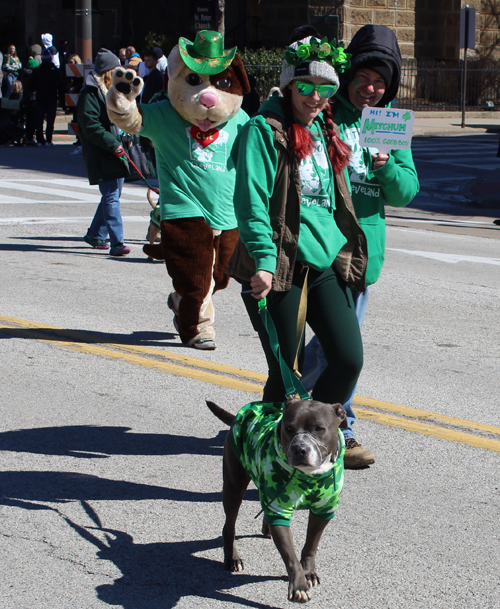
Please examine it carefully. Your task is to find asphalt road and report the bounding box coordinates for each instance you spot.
[1,141,499,609]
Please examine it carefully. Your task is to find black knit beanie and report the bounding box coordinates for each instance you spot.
[355,58,394,88]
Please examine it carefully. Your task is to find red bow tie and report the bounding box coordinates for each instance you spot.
[190,126,219,149]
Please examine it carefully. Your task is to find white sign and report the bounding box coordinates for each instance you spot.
[359,107,415,154]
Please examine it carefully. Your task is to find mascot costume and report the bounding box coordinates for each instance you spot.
[106,31,250,350]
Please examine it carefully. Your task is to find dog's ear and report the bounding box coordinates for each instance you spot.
[284,395,300,409]
[333,404,346,421]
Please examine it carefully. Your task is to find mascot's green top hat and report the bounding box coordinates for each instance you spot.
[178,30,237,75]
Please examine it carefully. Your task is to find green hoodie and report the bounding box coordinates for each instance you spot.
[334,94,419,285]
[233,96,347,274]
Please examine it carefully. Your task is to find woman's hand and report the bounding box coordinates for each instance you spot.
[250,270,273,300]
[372,152,389,170]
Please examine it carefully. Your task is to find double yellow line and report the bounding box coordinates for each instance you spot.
[2,314,500,453]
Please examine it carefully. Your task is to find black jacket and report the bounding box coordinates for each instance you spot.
[342,25,402,107]
[26,61,62,105]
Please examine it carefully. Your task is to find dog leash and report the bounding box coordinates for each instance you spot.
[258,297,311,401]
[117,149,160,194]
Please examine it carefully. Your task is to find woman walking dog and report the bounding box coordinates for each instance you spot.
[228,36,367,408]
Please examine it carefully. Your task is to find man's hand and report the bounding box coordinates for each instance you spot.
[250,270,273,300]
[372,152,389,170]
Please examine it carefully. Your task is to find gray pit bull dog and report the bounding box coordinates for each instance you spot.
[206,397,346,603]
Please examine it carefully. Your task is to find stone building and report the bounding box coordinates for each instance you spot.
[1,0,499,62]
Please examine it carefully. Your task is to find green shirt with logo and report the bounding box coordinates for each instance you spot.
[140,98,249,230]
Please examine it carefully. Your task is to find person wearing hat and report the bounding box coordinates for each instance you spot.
[77,48,130,256]
[24,48,62,146]
[302,25,420,468]
[106,30,251,348]
[227,36,367,409]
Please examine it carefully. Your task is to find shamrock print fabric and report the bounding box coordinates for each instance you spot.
[229,401,345,527]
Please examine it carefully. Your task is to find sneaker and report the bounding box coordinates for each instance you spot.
[83,232,109,250]
[25,139,37,147]
[343,438,375,469]
[71,146,83,155]
[37,142,45,147]
[109,243,131,256]
[46,142,55,147]
[191,338,216,350]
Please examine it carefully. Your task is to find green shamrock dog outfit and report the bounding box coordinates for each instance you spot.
[229,401,345,527]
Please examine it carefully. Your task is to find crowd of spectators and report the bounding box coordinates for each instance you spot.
[0,36,168,147]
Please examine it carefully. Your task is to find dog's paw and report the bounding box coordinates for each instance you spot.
[224,556,244,572]
[107,68,143,113]
[301,557,320,588]
[288,572,312,603]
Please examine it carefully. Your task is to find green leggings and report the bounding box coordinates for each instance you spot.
[242,264,363,406]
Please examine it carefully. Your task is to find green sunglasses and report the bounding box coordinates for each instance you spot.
[295,81,338,98]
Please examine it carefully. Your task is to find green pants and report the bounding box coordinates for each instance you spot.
[242,264,363,406]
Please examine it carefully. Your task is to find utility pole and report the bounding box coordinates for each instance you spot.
[216,0,225,40]
[75,0,93,65]
[459,5,476,128]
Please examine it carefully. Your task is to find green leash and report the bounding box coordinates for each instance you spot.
[258,297,311,401]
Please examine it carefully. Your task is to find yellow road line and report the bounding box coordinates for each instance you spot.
[2,315,500,453]
[0,315,267,382]
[353,396,500,437]
[355,408,500,453]
[1,328,264,394]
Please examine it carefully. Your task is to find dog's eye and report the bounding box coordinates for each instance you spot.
[285,425,294,433]
[186,73,203,86]
[216,77,231,89]
[315,426,325,433]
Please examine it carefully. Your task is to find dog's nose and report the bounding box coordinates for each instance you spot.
[292,444,307,457]
[199,92,219,109]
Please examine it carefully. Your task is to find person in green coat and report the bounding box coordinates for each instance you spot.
[302,25,420,469]
[77,48,130,256]
[228,36,368,410]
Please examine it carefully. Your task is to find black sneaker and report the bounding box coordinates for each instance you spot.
[84,232,109,250]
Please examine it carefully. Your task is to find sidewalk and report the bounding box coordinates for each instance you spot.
[413,111,500,137]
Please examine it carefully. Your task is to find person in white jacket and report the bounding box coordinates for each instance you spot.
[41,33,60,68]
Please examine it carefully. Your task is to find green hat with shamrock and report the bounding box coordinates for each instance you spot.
[178,30,237,75]
[280,36,351,91]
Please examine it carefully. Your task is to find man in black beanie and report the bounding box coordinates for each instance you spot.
[303,25,420,468]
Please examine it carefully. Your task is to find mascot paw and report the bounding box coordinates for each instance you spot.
[108,68,143,113]
[143,243,165,261]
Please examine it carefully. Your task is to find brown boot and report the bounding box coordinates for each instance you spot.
[344,438,375,469]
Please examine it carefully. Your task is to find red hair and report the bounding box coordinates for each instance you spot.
[282,89,351,174]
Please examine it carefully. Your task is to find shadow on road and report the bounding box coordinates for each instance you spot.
[0,325,177,348]
[0,144,88,179]
[0,425,228,458]
[1,490,272,609]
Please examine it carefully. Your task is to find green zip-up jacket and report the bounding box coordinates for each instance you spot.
[334,94,419,285]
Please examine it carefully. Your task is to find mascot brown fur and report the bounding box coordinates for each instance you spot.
[106,31,250,349]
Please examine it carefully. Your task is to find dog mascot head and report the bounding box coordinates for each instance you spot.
[167,30,251,135]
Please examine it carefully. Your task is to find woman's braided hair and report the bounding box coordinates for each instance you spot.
[282,88,351,174]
